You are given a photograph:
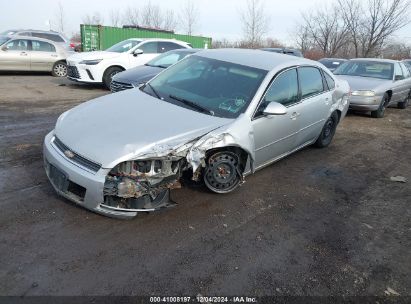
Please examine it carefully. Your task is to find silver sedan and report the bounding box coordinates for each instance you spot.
[43,49,350,218]
[334,58,411,118]
[0,36,71,77]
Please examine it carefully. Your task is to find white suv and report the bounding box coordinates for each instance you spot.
[66,38,192,88]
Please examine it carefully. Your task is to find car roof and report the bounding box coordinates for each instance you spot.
[194,48,316,71]
[349,58,398,63]
[126,38,190,44]
[6,35,60,45]
[319,58,347,61]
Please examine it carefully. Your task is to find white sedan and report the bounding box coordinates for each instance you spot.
[66,38,192,88]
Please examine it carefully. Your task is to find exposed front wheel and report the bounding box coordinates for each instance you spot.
[315,111,339,148]
[103,66,123,89]
[52,61,67,77]
[371,93,389,118]
[204,151,242,194]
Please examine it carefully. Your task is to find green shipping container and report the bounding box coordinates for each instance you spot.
[81,25,212,51]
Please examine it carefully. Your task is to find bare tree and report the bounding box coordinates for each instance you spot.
[180,0,200,35]
[301,4,350,57]
[141,1,163,28]
[293,24,313,55]
[163,10,178,31]
[338,0,411,57]
[82,12,104,25]
[109,9,122,27]
[240,0,269,48]
[123,7,140,26]
[54,2,65,34]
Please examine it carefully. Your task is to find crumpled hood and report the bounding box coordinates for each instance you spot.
[55,89,231,168]
[336,75,391,92]
[66,51,120,64]
[112,65,163,85]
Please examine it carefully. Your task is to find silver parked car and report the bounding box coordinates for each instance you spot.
[0,29,72,50]
[334,58,411,118]
[43,49,350,219]
[0,36,71,77]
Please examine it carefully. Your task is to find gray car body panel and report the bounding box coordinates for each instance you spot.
[44,49,350,218]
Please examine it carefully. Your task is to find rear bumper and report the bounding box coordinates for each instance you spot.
[43,131,137,219]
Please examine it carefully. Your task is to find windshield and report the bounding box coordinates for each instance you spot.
[146,51,194,68]
[334,61,394,80]
[141,55,267,119]
[106,39,141,53]
[319,59,345,69]
[0,36,10,46]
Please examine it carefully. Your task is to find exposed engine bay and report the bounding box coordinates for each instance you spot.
[103,157,188,211]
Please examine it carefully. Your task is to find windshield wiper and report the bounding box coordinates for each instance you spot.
[169,95,214,116]
[143,83,161,99]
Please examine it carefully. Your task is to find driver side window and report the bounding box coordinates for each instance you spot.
[255,68,298,117]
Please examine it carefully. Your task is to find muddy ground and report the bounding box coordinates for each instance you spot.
[0,73,410,297]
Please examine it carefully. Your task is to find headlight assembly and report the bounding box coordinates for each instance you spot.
[79,59,103,65]
[351,90,376,97]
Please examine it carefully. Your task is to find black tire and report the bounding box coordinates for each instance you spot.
[371,93,389,118]
[103,66,123,89]
[51,61,67,77]
[203,151,242,194]
[315,111,339,148]
[398,90,410,109]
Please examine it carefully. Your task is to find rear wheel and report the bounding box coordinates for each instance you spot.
[371,93,389,118]
[398,90,410,109]
[103,66,123,89]
[204,151,242,194]
[52,61,67,77]
[315,111,339,148]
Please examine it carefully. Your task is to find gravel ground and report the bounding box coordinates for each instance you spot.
[0,73,410,297]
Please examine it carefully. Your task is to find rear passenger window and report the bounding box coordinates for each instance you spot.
[139,42,158,54]
[400,63,410,78]
[158,42,184,53]
[324,72,335,90]
[299,67,324,99]
[31,40,56,52]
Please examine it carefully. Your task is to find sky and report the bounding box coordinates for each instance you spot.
[1,0,411,45]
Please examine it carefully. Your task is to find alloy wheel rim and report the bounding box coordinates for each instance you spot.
[54,64,67,77]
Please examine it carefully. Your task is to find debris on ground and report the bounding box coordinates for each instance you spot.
[384,287,400,296]
[390,176,407,183]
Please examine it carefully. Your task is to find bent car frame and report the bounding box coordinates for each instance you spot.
[44,49,350,219]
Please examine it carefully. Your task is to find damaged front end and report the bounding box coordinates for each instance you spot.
[103,157,185,212]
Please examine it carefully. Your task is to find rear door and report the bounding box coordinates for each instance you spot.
[29,40,58,71]
[295,66,331,147]
[0,39,30,71]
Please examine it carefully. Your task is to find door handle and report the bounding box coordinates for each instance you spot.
[290,112,300,120]
[20,52,28,56]
[51,54,58,57]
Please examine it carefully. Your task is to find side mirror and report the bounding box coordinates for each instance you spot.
[1,46,8,51]
[395,75,404,81]
[263,101,287,116]
[133,49,143,57]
